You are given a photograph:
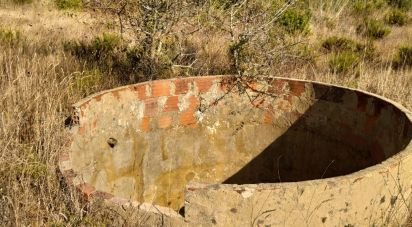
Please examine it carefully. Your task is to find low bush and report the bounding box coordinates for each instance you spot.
[64,33,122,70]
[0,28,24,46]
[211,0,241,9]
[393,46,412,68]
[70,69,103,95]
[11,0,33,4]
[385,10,408,26]
[322,36,375,60]
[64,33,150,82]
[352,0,386,15]
[387,0,412,10]
[355,41,376,60]
[14,145,48,180]
[55,0,82,10]
[356,19,391,39]
[279,8,311,34]
[322,37,359,53]
[329,52,360,74]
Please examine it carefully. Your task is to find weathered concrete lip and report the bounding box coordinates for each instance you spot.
[72,75,412,119]
[59,75,412,225]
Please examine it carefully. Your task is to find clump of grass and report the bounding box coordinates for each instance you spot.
[352,0,386,15]
[329,52,360,74]
[356,19,391,39]
[321,36,374,75]
[10,0,33,4]
[322,36,359,53]
[387,0,412,10]
[0,28,24,46]
[55,0,82,10]
[385,9,408,26]
[322,36,376,60]
[393,46,412,68]
[64,33,147,82]
[211,0,240,9]
[64,33,122,70]
[14,145,48,180]
[70,69,103,96]
[279,8,311,34]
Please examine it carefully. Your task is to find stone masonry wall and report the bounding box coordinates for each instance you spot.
[59,76,412,226]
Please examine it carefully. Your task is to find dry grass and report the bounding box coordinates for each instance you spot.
[0,5,125,225]
[302,1,412,110]
[0,0,411,226]
[0,1,115,41]
[0,43,82,225]
[0,30,168,227]
[291,67,412,110]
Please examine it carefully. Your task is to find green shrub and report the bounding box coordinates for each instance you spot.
[322,37,359,53]
[55,0,82,10]
[15,145,48,180]
[0,28,24,46]
[321,36,375,59]
[352,0,386,15]
[279,8,311,34]
[355,41,376,60]
[393,46,412,68]
[64,33,122,69]
[11,0,33,4]
[387,0,412,10]
[356,19,391,39]
[64,33,146,81]
[385,10,408,26]
[329,52,360,74]
[70,69,103,95]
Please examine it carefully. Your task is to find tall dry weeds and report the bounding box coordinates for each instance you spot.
[0,41,80,225]
[0,26,149,225]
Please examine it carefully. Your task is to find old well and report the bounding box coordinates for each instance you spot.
[59,76,412,226]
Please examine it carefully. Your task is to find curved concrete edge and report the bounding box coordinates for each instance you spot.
[58,150,186,221]
[71,75,412,119]
[59,75,412,226]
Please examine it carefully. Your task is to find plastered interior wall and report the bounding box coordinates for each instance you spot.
[61,76,412,226]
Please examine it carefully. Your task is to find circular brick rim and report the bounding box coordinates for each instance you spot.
[58,75,412,218]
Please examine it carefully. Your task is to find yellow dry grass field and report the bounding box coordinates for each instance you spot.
[0,0,411,226]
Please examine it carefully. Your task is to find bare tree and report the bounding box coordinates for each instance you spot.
[226,0,296,77]
[88,0,310,83]
[196,0,306,94]
[89,0,201,80]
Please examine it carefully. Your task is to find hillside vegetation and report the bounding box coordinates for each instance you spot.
[0,0,411,225]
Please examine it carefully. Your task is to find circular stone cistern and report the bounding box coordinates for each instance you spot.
[59,76,412,226]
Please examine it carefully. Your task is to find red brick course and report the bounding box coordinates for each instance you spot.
[145,99,158,116]
[179,110,196,126]
[196,78,213,93]
[152,81,170,97]
[187,96,199,111]
[288,81,306,96]
[163,96,179,112]
[133,85,147,100]
[174,79,189,95]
